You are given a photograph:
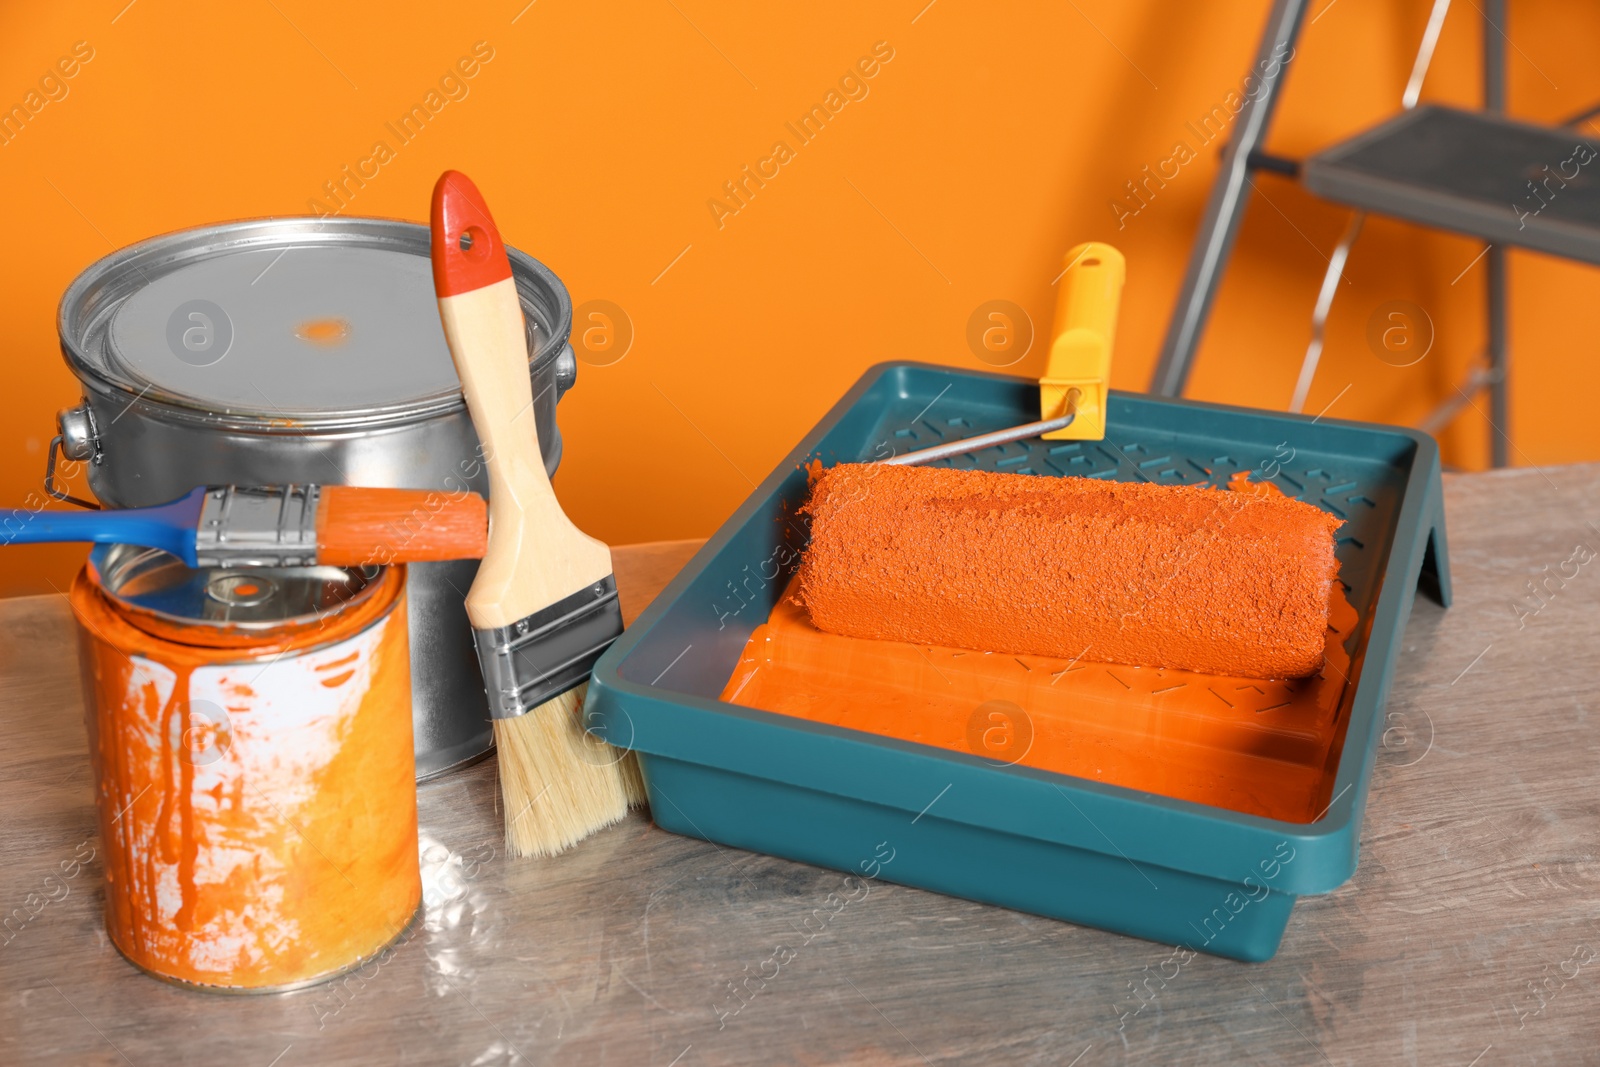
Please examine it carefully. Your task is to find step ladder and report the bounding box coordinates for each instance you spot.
[1149,0,1597,467]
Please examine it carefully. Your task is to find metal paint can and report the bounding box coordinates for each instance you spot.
[52,217,578,779]
[71,543,421,991]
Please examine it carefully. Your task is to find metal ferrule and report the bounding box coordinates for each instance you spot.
[473,577,624,720]
[194,485,322,568]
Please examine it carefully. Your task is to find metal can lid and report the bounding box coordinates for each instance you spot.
[108,245,461,414]
[58,217,569,429]
[87,543,382,641]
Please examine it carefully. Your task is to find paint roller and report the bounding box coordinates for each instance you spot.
[796,243,1342,680]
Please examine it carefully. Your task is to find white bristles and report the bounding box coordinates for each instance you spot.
[495,682,647,859]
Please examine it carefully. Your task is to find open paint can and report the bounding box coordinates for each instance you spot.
[52,217,578,779]
[71,543,421,991]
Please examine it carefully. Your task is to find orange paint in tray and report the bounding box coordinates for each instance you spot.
[71,546,421,990]
[720,475,1361,823]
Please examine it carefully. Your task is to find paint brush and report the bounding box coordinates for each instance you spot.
[0,484,487,568]
[429,169,644,858]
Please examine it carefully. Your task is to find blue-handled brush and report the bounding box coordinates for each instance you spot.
[0,485,487,568]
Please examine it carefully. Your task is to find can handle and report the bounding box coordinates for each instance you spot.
[44,435,100,510]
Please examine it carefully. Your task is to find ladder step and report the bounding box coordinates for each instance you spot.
[1304,105,1600,264]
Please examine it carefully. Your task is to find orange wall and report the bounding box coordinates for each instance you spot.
[3,0,1598,596]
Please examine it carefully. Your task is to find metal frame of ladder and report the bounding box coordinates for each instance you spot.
[1148,0,1512,467]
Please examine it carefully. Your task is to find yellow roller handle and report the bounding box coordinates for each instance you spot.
[1041,242,1125,441]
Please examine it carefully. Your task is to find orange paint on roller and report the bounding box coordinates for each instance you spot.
[797,464,1342,680]
[724,473,1357,822]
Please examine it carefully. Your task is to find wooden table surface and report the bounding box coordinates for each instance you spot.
[2,464,1598,1066]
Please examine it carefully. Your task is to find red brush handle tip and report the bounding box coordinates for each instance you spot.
[430,170,514,297]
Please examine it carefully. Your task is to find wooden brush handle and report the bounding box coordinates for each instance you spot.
[431,171,612,629]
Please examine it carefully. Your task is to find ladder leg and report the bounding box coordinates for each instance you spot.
[1484,0,1509,467]
[1288,211,1365,413]
[1487,245,1509,468]
[1149,0,1312,397]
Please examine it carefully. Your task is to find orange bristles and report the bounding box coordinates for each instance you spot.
[315,486,488,567]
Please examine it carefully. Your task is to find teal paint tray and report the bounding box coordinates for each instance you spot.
[585,363,1449,961]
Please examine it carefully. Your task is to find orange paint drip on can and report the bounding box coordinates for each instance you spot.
[70,545,421,991]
